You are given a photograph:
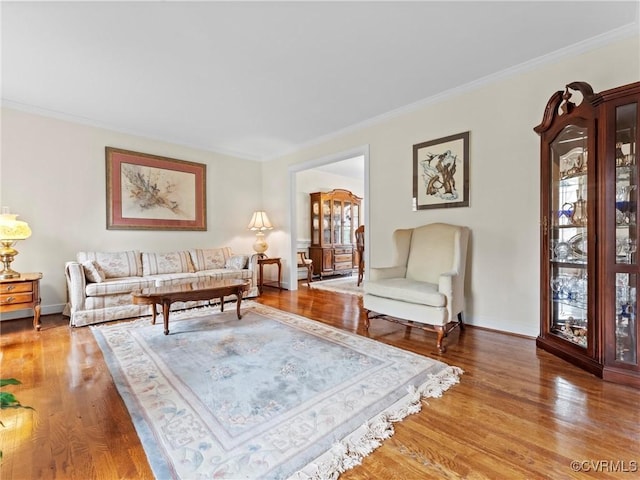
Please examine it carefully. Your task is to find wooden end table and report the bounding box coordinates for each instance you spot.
[0,272,43,330]
[132,279,249,335]
[257,256,282,293]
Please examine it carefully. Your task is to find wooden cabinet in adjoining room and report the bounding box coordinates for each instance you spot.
[536,80,640,388]
[309,189,362,278]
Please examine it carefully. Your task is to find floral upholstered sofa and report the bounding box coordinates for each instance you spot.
[64,247,259,327]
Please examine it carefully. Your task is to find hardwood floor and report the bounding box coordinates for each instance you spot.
[1,284,638,479]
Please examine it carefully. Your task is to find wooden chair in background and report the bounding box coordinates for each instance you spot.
[355,225,365,286]
[297,251,313,285]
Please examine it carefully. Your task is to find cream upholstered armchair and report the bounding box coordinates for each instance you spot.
[363,223,470,353]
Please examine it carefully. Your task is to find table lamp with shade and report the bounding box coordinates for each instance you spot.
[247,210,273,254]
[0,207,32,279]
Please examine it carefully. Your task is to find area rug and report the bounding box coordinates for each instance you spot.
[309,276,363,297]
[91,302,462,480]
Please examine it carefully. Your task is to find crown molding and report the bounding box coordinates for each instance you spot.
[3,20,637,164]
[0,99,263,162]
[264,22,639,162]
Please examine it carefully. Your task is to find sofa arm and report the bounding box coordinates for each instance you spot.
[64,261,87,316]
[369,265,407,281]
[246,253,260,286]
[247,253,260,271]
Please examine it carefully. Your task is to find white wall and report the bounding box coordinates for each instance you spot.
[0,108,263,317]
[261,35,640,337]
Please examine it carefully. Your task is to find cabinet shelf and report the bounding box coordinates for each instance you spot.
[550,260,587,267]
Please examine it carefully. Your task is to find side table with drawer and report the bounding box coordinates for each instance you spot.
[0,273,43,330]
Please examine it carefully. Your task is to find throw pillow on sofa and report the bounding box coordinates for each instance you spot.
[77,250,142,278]
[142,251,195,275]
[82,260,106,283]
[225,255,249,270]
[189,247,231,271]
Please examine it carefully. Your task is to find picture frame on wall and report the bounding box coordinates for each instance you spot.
[412,131,469,210]
[106,147,207,230]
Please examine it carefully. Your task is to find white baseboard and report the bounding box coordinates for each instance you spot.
[0,303,65,321]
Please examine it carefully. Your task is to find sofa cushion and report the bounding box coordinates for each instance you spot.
[82,260,106,283]
[364,277,445,307]
[78,250,142,278]
[85,293,140,310]
[225,254,249,270]
[85,276,156,297]
[189,247,231,271]
[142,251,194,275]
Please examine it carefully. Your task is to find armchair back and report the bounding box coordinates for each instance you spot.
[406,223,467,285]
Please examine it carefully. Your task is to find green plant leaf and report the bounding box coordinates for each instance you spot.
[0,379,22,388]
[1,392,33,410]
[0,379,33,410]
[0,391,20,407]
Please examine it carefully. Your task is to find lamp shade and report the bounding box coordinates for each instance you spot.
[247,211,273,231]
[0,210,31,240]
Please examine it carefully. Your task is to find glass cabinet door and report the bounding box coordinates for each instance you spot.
[311,200,320,244]
[343,202,352,244]
[612,101,638,365]
[353,204,360,234]
[322,199,331,244]
[549,124,589,348]
[333,201,342,244]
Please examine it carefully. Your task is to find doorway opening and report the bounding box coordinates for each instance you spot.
[288,145,369,291]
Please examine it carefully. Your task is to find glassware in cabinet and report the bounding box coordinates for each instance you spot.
[614,273,637,364]
[548,123,590,348]
[614,103,638,266]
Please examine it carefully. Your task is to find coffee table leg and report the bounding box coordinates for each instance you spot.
[162,300,171,335]
[151,304,157,325]
[236,289,243,319]
[220,297,224,312]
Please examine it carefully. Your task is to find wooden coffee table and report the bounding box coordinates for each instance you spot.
[132,279,249,335]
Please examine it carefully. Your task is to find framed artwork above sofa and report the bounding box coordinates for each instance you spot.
[106,147,207,230]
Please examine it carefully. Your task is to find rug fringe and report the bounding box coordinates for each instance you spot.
[289,365,463,480]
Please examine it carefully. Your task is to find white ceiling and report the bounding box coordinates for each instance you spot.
[2,1,638,162]
[314,154,365,179]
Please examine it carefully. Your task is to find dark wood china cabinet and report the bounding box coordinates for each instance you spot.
[309,189,362,278]
[536,80,640,388]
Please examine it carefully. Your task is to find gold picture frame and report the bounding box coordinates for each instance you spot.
[106,147,207,230]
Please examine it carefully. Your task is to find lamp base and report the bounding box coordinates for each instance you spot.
[0,268,21,280]
[252,232,269,254]
[0,242,21,279]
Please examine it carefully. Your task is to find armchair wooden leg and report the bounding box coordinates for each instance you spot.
[364,310,371,329]
[404,321,413,337]
[435,326,446,353]
[458,311,465,330]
